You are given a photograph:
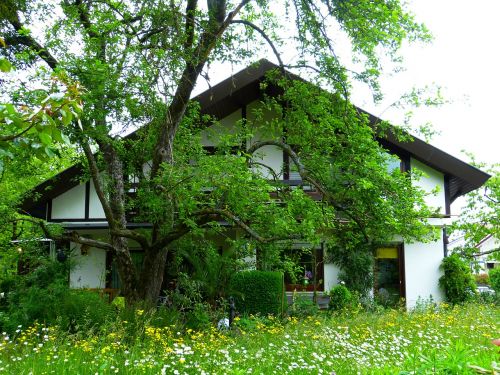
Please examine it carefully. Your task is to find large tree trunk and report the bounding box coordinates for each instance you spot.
[138,248,169,304]
[112,234,140,304]
[100,144,142,305]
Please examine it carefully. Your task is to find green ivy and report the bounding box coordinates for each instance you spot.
[438,254,476,304]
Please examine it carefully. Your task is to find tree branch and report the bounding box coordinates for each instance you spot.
[196,208,301,243]
[230,19,284,72]
[73,0,100,39]
[80,138,116,226]
[150,0,254,178]
[110,228,150,250]
[247,140,371,243]
[6,14,59,69]
[12,218,114,251]
[184,0,198,50]
[249,160,281,181]
[473,247,500,257]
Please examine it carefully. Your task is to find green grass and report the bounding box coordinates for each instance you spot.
[0,303,498,374]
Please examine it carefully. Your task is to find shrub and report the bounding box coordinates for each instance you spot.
[328,284,353,311]
[475,273,490,285]
[230,271,285,316]
[439,254,476,304]
[328,244,374,295]
[288,292,319,317]
[2,281,114,333]
[58,289,115,331]
[0,257,115,333]
[489,267,500,293]
[185,303,211,330]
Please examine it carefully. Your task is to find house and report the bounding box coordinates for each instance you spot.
[447,232,499,276]
[474,235,500,274]
[19,60,490,308]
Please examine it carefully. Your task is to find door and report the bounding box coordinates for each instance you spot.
[374,246,405,304]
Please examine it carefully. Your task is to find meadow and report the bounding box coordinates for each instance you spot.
[0,303,498,374]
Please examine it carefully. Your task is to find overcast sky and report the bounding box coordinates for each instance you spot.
[354,0,500,168]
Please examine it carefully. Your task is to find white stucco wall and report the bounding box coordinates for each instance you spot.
[411,158,446,215]
[478,236,500,254]
[51,183,86,219]
[324,262,341,292]
[250,144,284,179]
[200,109,242,146]
[88,180,106,219]
[69,243,107,289]
[477,236,500,273]
[404,232,445,308]
[247,100,284,179]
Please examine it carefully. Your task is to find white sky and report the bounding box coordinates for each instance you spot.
[356,0,500,168]
[358,0,500,215]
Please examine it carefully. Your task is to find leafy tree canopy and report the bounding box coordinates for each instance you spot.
[452,163,499,259]
[0,0,435,303]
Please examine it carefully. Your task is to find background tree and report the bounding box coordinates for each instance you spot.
[452,163,499,259]
[1,0,434,304]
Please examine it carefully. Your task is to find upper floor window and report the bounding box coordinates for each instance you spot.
[386,154,402,173]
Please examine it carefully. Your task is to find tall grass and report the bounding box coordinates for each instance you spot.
[0,303,498,374]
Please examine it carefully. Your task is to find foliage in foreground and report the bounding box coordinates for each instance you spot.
[0,303,498,374]
[0,0,435,304]
[439,254,476,304]
[0,254,113,333]
[230,270,286,317]
[452,164,499,260]
[490,267,500,293]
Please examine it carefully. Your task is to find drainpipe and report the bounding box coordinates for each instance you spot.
[443,227,449,257]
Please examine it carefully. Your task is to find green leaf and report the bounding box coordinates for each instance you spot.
[52,127,64,143]
[60,105,73,126]
[42,113,57,127]
[44,146,56,158]
[38,132,52,145]
[0,58,13,73]
[61,133,71,145]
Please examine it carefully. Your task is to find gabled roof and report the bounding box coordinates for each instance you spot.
[20,59,490,215]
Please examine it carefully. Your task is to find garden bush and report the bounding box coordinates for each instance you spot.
[328,284,354,311]
[185,302,211,330]
[439,254,476,304]
[489,267,500,293]
[288,292,319,317]
[475,273,490,285]
[0,258,115,333]
[230,271,285,316]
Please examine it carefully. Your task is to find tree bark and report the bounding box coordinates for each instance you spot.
[138,248,169,304]
[112,235,140,304]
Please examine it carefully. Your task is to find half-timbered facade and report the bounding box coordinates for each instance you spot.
[20,60,490,307]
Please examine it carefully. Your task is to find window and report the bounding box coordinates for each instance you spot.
[283,246,324,291]
[386,154,402,173]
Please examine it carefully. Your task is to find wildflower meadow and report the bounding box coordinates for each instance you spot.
[0,303,498,374]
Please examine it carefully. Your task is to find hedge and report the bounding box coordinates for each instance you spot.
[230,271,285,316]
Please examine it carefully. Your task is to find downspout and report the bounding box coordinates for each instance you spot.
[443,226,449,257]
